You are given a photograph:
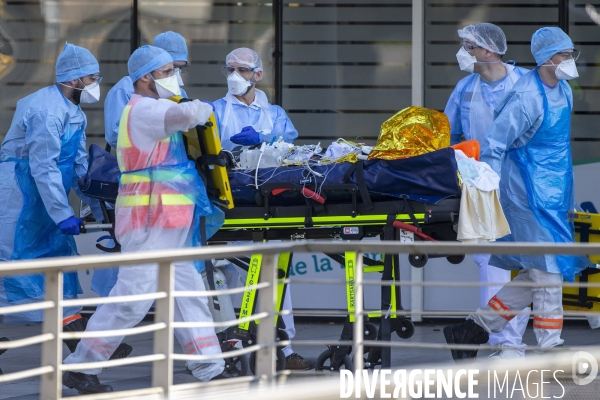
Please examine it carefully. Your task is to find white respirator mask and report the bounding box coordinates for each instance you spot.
[175,69,184,87]
[456,47,477,73]
[78,82,101,104]
[227,71,252,96]
[152,74,181,98]
[552,58,579,80]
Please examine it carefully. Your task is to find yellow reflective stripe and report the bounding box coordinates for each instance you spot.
[117,194,193,207]
[160,194,194,205]
[117,104,133,149]
[119,173,151,184]
[118,195,150,207]
[117,103,134,169]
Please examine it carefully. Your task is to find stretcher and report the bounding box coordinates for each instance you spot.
[79,112,464,371]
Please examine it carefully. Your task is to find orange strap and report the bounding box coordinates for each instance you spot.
[62,314,82,326]
[533,317,563,330]
[488,295,515,321]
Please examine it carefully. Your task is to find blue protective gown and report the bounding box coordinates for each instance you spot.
[214,92,298,151]
[481,69,588,281]
[445,64,529,145]
[0,85,103,322]
[104,76,187,149]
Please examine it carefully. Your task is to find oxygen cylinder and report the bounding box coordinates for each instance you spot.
[202,266,237,334]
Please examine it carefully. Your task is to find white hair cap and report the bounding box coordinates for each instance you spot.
[458,23,507,55]
[225,48,263,72]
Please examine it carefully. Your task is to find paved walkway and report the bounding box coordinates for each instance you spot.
[1,318,599,399]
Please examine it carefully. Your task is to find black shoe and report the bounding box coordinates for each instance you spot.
[63,317,88,353]
[443,319,489,362]
[63,319,133,361]
[110,343,133,360]
[0,337,9,356]
[62,371,113,394]
[210,369,240,380]
[285,353,315,370]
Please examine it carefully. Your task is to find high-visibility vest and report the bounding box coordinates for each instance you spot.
[115,96,195,237]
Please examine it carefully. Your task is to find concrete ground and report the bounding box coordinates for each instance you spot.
[1,317,600,399]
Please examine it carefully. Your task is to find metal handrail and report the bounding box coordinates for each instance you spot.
[2,241,600,277]
[0,300,55,315]
[1,240,600,399]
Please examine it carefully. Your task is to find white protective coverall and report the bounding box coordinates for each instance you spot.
[63,95,225,380]
[445,63,530,353]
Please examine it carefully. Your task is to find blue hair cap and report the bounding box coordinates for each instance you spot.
[128,45,173,83]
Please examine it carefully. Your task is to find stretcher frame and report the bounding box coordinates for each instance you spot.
[205,180,461,371]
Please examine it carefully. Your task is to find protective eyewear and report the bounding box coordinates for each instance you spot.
[461,41,479,51]
[152,68,175,77]
[175,65,190,74]
[80,75,102,88]
[556,50,580,61]
[90,74,103,84]
[221,65,255,76]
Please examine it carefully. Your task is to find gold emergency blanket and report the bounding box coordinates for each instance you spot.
[368,106,450,160]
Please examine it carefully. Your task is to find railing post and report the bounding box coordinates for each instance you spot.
[40,270,63,400]
[255,253,277,384]
[352,252,364,373]
[152,261,174,397]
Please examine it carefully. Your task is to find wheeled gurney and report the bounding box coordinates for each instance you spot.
[78,115,464,371]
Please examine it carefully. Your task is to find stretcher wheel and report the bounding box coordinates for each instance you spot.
[446,255,465,265]
[408,254,428,268]
[362,322,378,353]
[395,318,415,339]
[221,341,250,377]
[249,348,286,374]
[315,349,354,373]
[363,344,382,369]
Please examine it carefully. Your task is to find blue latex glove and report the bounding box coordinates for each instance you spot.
[230,126,261,146]
[201,100,215,111]
[58,216,83,235]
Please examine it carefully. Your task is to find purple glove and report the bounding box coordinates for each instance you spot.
[230,126,261,146]
[58,216,83,235]
[201,100,215,111]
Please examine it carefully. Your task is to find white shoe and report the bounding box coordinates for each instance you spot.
[488,348,523,360]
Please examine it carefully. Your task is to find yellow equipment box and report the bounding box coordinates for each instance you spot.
[564,212,600,312]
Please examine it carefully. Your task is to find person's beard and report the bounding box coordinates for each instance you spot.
[71,87,82,105]
[149,79,159,98]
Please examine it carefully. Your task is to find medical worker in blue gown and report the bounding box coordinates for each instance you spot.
[444,27,589,362]
[92,31,191,298]
[214,47,298,151]
[213,48,312,370]
[444,23,529,360]
[0,44,131,358]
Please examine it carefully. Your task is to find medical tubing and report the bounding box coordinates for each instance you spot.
[254,142,266,189]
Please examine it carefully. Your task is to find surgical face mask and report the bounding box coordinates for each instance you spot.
[175,69,184,87]
[78,82,101,104]
[151,74,181,98]
[58,80,101,104]
[456,47,477,73]
[227,71,252,96]
[551,58,579,80]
